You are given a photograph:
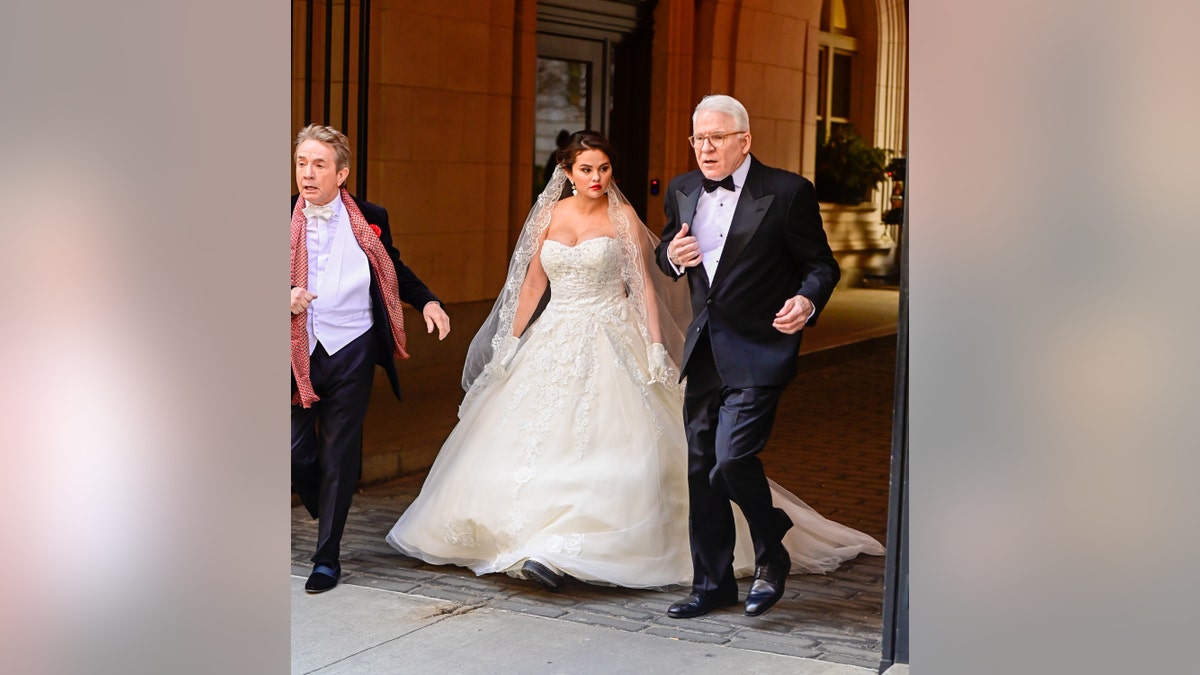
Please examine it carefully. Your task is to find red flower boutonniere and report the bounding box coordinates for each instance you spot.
[369,223,382,238]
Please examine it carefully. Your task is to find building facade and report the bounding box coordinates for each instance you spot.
[293,4,909,664]
[292,0,907,299]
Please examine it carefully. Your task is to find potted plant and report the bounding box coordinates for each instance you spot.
[815,126,889,205]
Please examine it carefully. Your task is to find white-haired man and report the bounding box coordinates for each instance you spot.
[657,95,839,618]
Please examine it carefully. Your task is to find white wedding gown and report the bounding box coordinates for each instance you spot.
[387,236,883,589]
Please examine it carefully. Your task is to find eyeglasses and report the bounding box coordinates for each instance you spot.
[687,131,747,149]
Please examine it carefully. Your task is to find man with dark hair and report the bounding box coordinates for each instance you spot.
[290,124,450,593]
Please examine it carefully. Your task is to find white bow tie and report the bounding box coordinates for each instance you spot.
[303,203,334,221]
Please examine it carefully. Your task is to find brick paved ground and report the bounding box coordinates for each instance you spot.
[293,340,897,670]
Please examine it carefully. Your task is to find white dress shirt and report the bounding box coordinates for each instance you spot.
[691,155,753,283]
[305,193,373,356]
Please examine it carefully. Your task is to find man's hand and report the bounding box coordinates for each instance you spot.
[291,287,317,315]
[423,301,451,340]
[772,295,815,334]
[667,222,702,268]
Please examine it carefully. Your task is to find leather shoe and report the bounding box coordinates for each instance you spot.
[744,549,790,616]
[667,592,738,619]
[305,563,340,594]
[522,559,564,591]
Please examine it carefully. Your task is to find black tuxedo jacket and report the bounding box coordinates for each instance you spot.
[291,193,440,400]
[655,155,839,388]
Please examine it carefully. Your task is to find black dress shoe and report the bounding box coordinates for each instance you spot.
[522,559,564,591]
[667,592,738,619]
[744,549,791,616]
[305,563,340,594]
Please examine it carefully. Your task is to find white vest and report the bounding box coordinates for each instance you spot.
[306,196,373,355]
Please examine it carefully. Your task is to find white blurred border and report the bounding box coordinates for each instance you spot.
[0,1,288,673]
[912,0,1200,673]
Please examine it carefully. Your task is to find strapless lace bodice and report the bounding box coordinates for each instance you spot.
[540,237,625,311]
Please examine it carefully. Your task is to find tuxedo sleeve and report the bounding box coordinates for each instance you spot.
[784,178,839,324]
[372,204,441,310]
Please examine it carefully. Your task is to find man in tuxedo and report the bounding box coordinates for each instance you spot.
[290,124,450,593]
[656,95,839,618]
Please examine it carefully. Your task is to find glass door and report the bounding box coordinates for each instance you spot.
[534,33,609,197]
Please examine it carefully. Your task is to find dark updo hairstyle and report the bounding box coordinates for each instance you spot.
[556,130,618,173]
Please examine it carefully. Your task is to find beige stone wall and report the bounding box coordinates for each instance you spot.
[292,0,532,305]
[728,1,819,175]
[370,0,532,305]
[645,0,695,231]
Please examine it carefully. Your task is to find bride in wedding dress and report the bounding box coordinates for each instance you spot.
[386,131,882,590]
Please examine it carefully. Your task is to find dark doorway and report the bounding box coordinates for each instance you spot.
[535,0,656,219]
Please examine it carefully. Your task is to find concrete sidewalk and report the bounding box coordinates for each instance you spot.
[292,577,874,674]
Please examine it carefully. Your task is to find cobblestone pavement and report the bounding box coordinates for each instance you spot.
[293,340,898,671]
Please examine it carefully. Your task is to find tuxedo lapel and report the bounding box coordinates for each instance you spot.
[675,183,710,292]
[675,183,702,235]
[709,158,773,292]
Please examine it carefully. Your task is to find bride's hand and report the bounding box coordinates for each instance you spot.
[647,343,671,385]
[496,335,521,369]
[482,335,521,382]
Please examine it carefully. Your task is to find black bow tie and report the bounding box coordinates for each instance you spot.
[701,175,736,193]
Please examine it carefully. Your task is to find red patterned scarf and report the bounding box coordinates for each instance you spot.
[291,187,409,408]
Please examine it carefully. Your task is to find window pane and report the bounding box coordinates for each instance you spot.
[535,58,590,192]
[831,52,852,119]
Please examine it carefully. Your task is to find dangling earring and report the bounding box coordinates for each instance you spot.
[570,183,577,196]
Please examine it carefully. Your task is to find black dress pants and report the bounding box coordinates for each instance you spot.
[682,330,793,597]
[291,330,377,567]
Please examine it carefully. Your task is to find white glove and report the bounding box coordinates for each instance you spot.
[647,342,670,385]
[482,335,521,382]
[496,335,521,368]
